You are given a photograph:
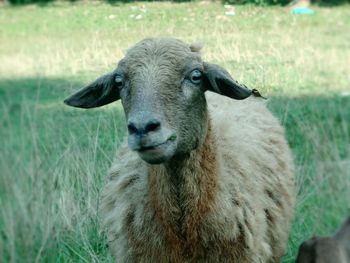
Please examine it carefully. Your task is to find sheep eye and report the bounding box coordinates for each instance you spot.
[114,75,124,88]
[189,69,202,84]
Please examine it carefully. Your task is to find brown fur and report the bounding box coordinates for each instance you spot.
[145,121,219,261]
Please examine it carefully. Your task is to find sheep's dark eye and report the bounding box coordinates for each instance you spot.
[189,69,202,84]
[114,75,124,88]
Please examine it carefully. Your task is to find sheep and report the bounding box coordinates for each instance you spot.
[296,216,350,263]
[64,37,295,263]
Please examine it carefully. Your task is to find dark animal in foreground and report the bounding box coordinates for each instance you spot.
[296,216,350,263]
[64,37,295,263]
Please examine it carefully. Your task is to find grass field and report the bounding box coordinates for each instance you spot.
[0,1,350,262]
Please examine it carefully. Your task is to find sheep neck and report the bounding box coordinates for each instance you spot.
[147,119,218,255]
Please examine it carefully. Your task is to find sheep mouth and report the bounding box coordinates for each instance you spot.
[138,141,169,152]
[137,134,177,153]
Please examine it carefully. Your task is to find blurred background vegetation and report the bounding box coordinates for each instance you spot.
[4,0,350,6]
[0,0,349,262]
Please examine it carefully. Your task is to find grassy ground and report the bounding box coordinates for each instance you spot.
[0,1,349,262]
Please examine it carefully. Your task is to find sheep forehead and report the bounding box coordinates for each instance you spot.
[127,37,192,56]
[121,37,202,75]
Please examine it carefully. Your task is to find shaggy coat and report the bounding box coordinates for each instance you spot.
[102,94,295,262]
[65,37,295,263]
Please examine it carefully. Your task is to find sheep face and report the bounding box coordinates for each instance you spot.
[64,37,252,164]
[118,39,209,164]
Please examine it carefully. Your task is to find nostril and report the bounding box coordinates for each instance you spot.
[145,121,161,133]
[127,123,138,134]
[128,119,161,135]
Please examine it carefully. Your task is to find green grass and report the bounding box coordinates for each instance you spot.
[0,1,349,262]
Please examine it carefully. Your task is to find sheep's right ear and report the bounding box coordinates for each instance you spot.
[203,63,252,100]
[64,73,119,109]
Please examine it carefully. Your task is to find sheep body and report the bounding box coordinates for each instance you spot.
[102,93,295,262]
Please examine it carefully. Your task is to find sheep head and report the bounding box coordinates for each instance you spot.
[64,37,252,164]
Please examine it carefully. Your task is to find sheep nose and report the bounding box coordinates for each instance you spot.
[127,119,161,136]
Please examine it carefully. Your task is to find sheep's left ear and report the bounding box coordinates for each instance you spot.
[203,63,252,100]
[64,72,119,109]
